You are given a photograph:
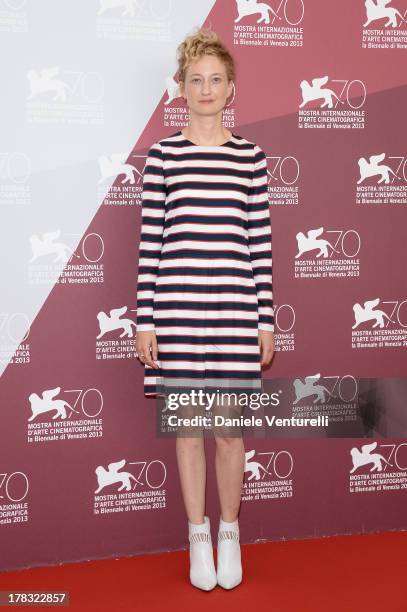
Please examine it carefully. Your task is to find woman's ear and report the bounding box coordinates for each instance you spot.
[179,80,187,101]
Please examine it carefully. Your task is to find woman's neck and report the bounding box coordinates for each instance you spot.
[181,126,232,146]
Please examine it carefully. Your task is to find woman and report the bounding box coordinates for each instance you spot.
[135,27,275,591]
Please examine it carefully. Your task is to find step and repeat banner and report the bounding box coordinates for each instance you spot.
[1,1,406,572]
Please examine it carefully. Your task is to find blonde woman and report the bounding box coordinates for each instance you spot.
[136,27,275,590]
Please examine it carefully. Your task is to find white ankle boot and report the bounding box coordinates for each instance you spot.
[188,515,217,591]
[216,517,242,589]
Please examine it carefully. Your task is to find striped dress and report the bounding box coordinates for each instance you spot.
[136,130,274,397]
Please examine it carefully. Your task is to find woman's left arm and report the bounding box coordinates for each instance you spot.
[247,144,275,365]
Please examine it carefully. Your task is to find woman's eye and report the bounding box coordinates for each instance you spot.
[191,78,221,84]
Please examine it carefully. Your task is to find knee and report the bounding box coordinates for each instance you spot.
[215,435,243,450]
[176,436,203,450]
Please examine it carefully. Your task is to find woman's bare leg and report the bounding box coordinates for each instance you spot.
[214,436,245,521]
[213,397,245,521]
[174,397,206,524]
[175,436,206,524]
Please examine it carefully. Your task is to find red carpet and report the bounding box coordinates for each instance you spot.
[0,531,406,611]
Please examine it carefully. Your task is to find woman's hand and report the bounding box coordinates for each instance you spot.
[136,330,159,369]
[258,330,275,367]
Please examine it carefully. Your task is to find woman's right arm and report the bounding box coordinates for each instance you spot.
[136,141,166,334]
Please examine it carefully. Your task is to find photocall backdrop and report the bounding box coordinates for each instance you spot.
[1,0,406,572]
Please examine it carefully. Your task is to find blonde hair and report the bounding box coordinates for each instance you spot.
[176,27,235,84]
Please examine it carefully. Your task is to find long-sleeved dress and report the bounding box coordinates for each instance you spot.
[136,130,274,397]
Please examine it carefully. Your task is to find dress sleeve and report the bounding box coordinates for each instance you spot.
[247,144,274,332]
[136,142,166,332]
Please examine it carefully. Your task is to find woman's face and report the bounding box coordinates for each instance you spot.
[180,54,233,116]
